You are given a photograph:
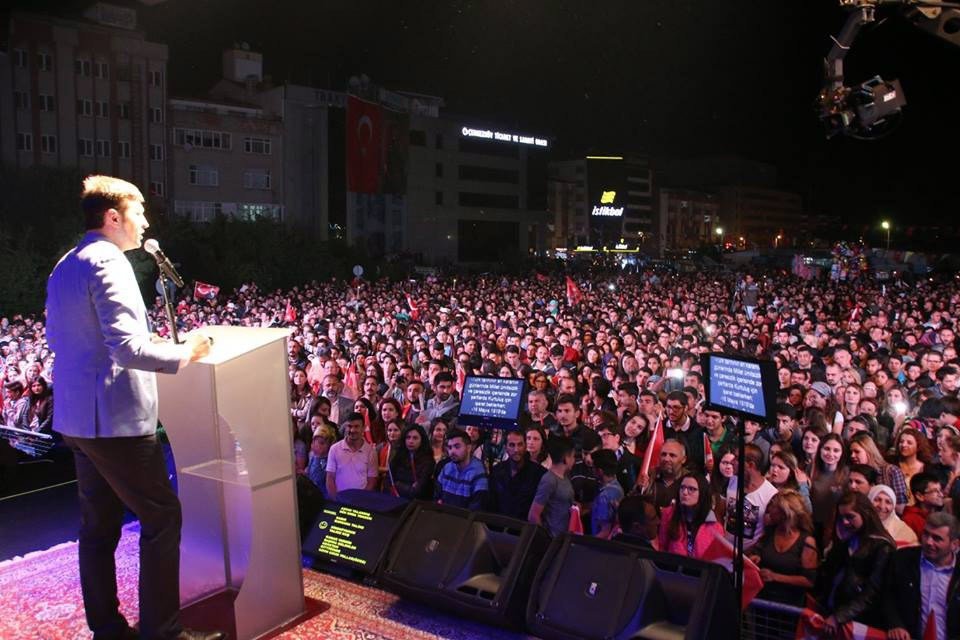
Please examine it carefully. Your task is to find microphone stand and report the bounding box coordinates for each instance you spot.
[158,271,181,345]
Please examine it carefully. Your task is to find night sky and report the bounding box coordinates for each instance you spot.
[14,0,960,226]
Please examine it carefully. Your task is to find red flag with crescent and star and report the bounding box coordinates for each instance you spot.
[346,95,383,194]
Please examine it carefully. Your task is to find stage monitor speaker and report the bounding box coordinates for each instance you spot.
[378,501,550,629]
[526,534,737,640]
[302,489,411,578]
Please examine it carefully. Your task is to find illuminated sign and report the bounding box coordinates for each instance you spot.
[574,245,596,252]
[592,203,624,217]
[461,126,548,148]
[600,191,616,204]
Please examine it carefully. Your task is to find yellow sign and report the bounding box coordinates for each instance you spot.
[600,191,616,204]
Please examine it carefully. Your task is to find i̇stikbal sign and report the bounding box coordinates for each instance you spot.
[592,190,624,217]
[461,126,548,147]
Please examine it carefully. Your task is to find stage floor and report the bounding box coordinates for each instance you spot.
[0,523,535,639]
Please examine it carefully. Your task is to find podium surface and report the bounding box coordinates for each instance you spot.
[158,326,304,639]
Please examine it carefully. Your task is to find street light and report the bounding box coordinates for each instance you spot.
[775,234,782,248]
[715,227,724,246]
[881,220,890,249]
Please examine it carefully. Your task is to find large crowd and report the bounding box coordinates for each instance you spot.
[2,266,959,638]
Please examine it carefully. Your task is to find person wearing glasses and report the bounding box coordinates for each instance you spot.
[656,472,724,559]
[902,472,946,539]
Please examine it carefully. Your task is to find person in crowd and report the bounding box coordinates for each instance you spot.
[799,425,825,479]
[662,390,707,473]
[883,512,960,640]
[1,380,28,428]
[724,443,778,551]
[435,428,488,510]
[903,472,946,538]
[428,418,448,463]
[305,424,336,494]
[613,495,660,549]
[621,412,651,457]
[529,436,576,537]
[868,484,918,547]
[326,412,378,500]
[813,491,896,633]
[767,450,812,510]
[423,371,460,426]
[489,429,546,520]
[638,439,687,511]
[524,424,551,468]
[377,419,403,490]
[289,368,313,433]
[810,433,848,548]
[848,432,908,512]
[590,449,624,539]
[387,424,435,500]
[748,490,819,605]
[25,376,53,433]
[554,394,600,462]
[892,427,935,504]
[595,422,641,492]
[657,472,724,559]
[846,463,878,495]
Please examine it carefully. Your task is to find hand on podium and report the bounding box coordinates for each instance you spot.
[186,333,212,361]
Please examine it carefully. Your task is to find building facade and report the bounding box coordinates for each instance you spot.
[548,154,655,251]
[657,188,721,253]
[1,3,168,201]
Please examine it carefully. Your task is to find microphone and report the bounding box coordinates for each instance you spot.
[143,239,185,288]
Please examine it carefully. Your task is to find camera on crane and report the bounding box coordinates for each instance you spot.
[818,75,906,138]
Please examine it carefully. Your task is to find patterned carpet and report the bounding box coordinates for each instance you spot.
[0,525,534,640]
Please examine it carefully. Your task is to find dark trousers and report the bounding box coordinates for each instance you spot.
[65,434,183,640]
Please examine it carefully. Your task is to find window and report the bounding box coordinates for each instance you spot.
[77,99,92,117]
[243,137,271,155]
[78,138,94,157]
[435,163,443,178]
[94,61,109,79]
[189,164,219,187]
[173,128,232,150]
[16,133,32,152]
[37,51,52,72]
[38,94,55,112]
[95,101,110,118]
[117,102,130,119]
[14,91,29,110]
[150,144,164,161]
[75,58,91,76]
[148,70,162,87]
[13,49,28,68]
[435,191,443,205]
[458,192,520,209]
[458,165,520,184]
[41,135,57,154]
[409,130,426,146]
[174,200,222,223]
[117,141,131,158]
[150,181,164,197]
[242,169,271,190]
[96,139,111,157]
[150,107,163,123]
[436,133,444,149]
[116,65,131,82]
[238,203,281,221]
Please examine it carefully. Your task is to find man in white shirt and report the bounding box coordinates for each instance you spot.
[325,412,378,499]
[725,443,778,552]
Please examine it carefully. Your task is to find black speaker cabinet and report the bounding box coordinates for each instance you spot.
[526,534,738,640]
[378,500,551,629]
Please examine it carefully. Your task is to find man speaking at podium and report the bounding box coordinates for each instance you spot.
[46,176,219,640]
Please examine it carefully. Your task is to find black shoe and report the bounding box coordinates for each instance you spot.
[93,626,138,640]
[174,630,227,640]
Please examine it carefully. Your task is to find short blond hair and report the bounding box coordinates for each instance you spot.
[81,175,144,230]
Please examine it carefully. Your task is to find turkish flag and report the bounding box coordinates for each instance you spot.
[284,300,297,324]
[193,281,220,301]
[347,95,383,194]
[565,276,583,306]
[700,533,764,610]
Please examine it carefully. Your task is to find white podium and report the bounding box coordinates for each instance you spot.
[157,326,305,639]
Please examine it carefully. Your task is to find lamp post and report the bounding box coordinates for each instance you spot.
[775,234,782,249]
[715,226,724,247]
[881,220,890,249]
